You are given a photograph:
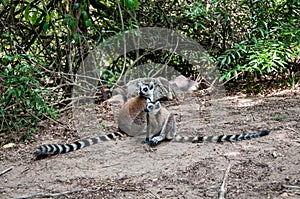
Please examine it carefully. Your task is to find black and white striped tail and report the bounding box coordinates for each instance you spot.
[173,130,270,143]
[35,132,126,160]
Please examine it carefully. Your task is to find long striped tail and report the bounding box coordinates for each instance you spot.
[173,130,270,143]
[35,131,126,160]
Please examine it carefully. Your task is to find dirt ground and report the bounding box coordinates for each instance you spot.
[1,88,299,199]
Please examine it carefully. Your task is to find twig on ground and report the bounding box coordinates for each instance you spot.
[14,192,44,199]
[219,162,232,199]
[14,189,82,199]
[286,127,298,133]
[283,185,300,189]
[101,163,121,168]
[0,167,13,176]
[21,167,30,174]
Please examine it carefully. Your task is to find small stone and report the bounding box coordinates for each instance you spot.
[280,192,289,198]
[3,143,15,149]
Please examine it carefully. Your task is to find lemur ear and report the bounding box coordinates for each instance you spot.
[148,81,154,90]
[138,81,143,87]
[155,101,161,109]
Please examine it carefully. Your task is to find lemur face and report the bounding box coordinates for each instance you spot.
[144,99,161,113]
[138,82,154,97]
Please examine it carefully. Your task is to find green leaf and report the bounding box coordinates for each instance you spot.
[24,3,31,22]
[0,108,4,117]
[226,56,231,65]
[134,0,139,10]
[81,11,88,21]
[31,10,38,25]
[74,3,79,9]
[85,20,92,27]
[124,0,134,9]
[73,33,79,43]
[220,57,226,66]
[219,75,226,82]
[42,22,49,31]
[69,20,75,29]
[6,89,15,99]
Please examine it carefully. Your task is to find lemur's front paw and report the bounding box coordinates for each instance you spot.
[148,139,159,147]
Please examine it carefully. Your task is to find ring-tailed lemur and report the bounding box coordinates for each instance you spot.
[117,82,154,136]
[143,99,176,145]
[144,99,269,146]
[35,82,155,160]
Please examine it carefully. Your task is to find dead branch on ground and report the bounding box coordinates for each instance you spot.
[219,161,232,199]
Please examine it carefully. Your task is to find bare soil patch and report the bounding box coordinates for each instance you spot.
[1,89,299,199]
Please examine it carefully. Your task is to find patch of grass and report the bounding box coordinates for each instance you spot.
[272,115,288,121]
[100,123,107,129]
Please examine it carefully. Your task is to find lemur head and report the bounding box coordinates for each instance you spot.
[144,98,161,113]
[138,81,154,99]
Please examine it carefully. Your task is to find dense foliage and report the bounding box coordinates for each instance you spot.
[1,54,58,139]
[0,0,299,138]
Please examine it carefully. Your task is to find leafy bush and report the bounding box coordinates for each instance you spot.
[216,0,300,82]
[0,54,58,140]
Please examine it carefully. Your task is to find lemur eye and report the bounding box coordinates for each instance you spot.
[143,87,148,92]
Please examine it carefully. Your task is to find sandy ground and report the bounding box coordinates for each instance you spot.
[0,89,299,199]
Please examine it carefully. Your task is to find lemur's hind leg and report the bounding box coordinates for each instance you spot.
[143,99,176,146]
[148,113,176,146]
